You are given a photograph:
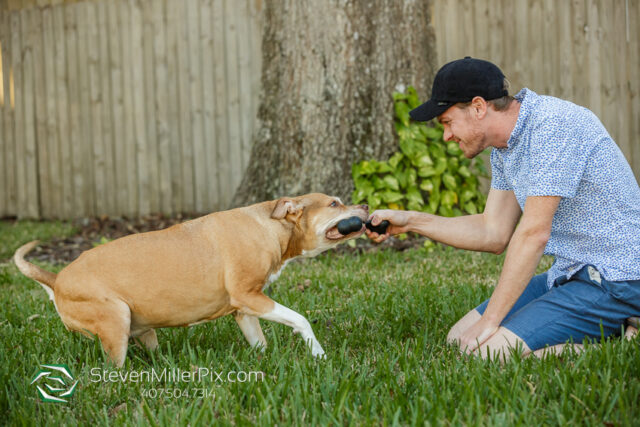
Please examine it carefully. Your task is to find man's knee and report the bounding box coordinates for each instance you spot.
[446,326,459,345]
[475,326,531,360]
[447,309,482,345]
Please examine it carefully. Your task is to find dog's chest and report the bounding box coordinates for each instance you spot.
[264,259,292,290]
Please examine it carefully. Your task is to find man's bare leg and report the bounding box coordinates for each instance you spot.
[447,309,481,345]
[473,326,531,361]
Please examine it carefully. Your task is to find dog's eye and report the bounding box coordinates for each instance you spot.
[330,201,339,207]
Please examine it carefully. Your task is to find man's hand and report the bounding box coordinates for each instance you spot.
[365,210,412,243]
[457,317,500,353]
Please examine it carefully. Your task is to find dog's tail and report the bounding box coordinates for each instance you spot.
[13,241,57,292]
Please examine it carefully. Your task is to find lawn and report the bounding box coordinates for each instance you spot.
[1,220,638,425]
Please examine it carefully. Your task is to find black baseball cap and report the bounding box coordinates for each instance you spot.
[409,57,508,122]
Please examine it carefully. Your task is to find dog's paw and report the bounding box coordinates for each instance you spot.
[311,345,326,359]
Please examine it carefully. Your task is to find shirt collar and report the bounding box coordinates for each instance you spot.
[504,88,536,150]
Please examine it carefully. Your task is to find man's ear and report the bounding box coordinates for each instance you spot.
[471,96,488,119]
[271,198,303,222]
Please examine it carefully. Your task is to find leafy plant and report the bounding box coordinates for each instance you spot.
[352,86,488,217]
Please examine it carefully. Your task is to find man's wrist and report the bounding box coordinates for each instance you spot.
[405,210,428,233]
[481,311,503,326]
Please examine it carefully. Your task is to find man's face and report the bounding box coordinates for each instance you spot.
[437,104,487,159]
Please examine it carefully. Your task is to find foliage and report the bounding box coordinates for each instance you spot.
[352,86,488,217]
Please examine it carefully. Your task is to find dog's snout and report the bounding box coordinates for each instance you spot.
[359,204,369,212]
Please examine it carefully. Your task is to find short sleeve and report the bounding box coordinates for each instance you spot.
[526,116,592,198]
[490,148,511,190]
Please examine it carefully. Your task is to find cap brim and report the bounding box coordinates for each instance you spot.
[409,100,453,122]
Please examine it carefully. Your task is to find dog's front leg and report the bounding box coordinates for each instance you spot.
[231,293,325,358]
[233,312,267,350]
[260,302,325,357]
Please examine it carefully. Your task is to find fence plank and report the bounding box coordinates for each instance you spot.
[511,0,528,89]
[586,0,602,122]
[556,0,573,101]
[187,0,205,212]
[152,0,172,214]
[107,0,126,215]
[165,0,182,213]
[85,1,106,216]
[571,0,588,106]
[603,1,623,157]
[175,0,194,212]
[141,0,157,214]
[128,0,145,216]
[249,0,262,164]
[42,6,61,218]
[54,5,72,218]
[64,4,86,217]
[96,0,116,215]
[24,9,39,218]
[212,0,230,210]
[487,0,502,66]
[236,0,252,174]
[200,0,217,211]
[76,2,94,216]
[0,9,7,217]
[14,10,28,217]
[32,7,51,218]
[224,0,241,202]
[540,0,555,95]
[12,10,24,216]
[473,0,489,58]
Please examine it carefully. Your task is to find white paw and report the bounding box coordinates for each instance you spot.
[311,344,326,358]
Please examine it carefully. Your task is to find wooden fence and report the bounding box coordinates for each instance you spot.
[0,0,262,218]
[1,0,638,219]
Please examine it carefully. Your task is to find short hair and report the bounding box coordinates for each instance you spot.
[455,78,515,112]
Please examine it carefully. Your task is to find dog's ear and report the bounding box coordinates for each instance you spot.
[271,198,303,222]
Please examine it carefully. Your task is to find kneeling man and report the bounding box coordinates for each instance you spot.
[367,57,640,360]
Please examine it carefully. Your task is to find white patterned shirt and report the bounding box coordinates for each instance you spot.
[490,88,640,288]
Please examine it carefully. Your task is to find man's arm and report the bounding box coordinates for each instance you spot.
[367,188,522,254]
[458,195,561,352]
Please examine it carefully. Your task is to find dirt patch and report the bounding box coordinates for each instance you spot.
[28,214,426,265]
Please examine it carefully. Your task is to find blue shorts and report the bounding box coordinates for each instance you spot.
[475,266,640,351]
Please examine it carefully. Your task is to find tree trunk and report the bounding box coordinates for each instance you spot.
[232,0,437,207]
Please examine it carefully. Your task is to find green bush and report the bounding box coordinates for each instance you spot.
[351,86,488,217]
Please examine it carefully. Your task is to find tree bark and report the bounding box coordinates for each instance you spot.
[232,0,437,207]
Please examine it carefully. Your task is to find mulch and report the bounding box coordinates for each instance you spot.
[26,214,425,265]
[28,214,196,265]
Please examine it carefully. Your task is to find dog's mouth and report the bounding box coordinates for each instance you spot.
[325,216,367,241]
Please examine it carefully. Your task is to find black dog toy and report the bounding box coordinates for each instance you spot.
[337,217,363,235]
[365,219,389,235]
[336,217,390,235]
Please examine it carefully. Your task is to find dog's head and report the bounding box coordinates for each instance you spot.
[271,193,369,258]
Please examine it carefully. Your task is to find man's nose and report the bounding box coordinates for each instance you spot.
[443,128,453,141]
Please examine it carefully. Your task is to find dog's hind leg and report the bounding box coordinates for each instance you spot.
[58,296,131,367]
[233,312,267,350]
[95,301,131,367]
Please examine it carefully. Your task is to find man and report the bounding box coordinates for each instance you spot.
[366,57,640,360]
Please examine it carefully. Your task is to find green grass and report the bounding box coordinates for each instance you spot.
[1,221,639,426]
[0,220,77,261]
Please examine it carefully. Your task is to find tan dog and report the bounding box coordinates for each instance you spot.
[14,193,368,367]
